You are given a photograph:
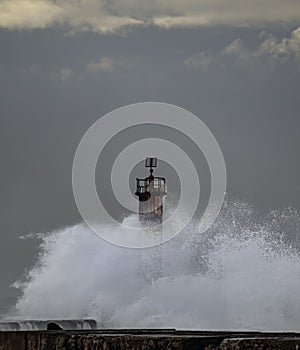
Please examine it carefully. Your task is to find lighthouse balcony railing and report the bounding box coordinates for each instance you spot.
[136,177,166,194]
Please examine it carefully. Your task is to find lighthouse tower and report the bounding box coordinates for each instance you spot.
[135,158,166,225]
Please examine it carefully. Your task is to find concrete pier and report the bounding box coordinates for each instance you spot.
[0,329,300,349]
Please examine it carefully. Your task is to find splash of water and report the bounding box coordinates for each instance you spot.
[0,319,96,331]
[10,200,300,331]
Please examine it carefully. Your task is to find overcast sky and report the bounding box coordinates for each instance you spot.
[1,0,300,300]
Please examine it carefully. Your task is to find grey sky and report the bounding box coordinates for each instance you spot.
[0,1,300,301]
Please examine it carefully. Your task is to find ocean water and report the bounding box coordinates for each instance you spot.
[6,199,300,331]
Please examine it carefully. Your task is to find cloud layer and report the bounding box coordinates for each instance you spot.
[184,27,300,71]
[0,0,300,33]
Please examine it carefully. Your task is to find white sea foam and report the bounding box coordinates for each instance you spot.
[11,200,300,331]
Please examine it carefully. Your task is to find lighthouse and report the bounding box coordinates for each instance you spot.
[135,157,166,225]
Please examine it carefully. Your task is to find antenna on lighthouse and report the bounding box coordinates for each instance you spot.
[145,157,157,176]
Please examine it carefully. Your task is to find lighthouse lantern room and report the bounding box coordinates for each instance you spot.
[135,157,166,225]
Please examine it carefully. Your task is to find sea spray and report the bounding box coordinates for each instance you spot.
[10,200,300,331]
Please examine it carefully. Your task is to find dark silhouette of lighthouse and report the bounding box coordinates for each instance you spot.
[135,158,166,225]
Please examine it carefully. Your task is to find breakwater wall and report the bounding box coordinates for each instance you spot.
[0,329,300,349]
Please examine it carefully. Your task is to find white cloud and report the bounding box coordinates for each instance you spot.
[87,57,119,73]
[183,52,219,72]
[0,0,62,29]
[19,64,75,83]
[0,0,300,33]
[60,68,73,83]
[184,27,300,70]
[222,39,244,56]
[257,27,300,61]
